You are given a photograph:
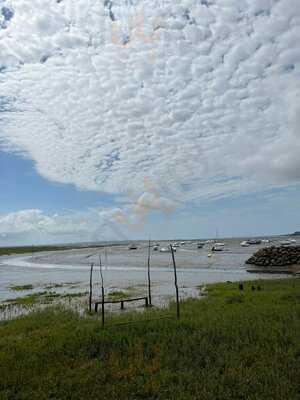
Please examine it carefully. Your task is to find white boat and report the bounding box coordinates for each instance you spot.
[240,241,250,247]
[280,240,293,246]
[214,242,225,247]
[180,241,186,246]
[261,239,270,243]
[159,247,169,253]
[153,245,159,251]
[247,239,262,245]
[160,245,176,253]
[211,245,224,252]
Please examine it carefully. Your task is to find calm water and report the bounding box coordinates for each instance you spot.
[0,237,295,303]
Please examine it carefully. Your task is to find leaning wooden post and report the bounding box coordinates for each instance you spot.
[147,238,152,307]
[99,254,105,327]
[89,263,94,313]
[170,245,180,319]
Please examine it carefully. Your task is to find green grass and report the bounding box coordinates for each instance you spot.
[0,245,72,256]
[5,291,49,305]
[0,279,300,399]
[44,283,64,289]
[6,291,88,305]
[0,242,128,256]
[8,284,34,291]
[107,289,138,300]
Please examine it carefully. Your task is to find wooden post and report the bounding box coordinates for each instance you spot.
[99,254,105,327]
[105,248,108,265]
[89,263,94,313]
[147,238,152,306]
[170,245,180,319]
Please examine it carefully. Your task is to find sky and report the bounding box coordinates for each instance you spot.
[0,0,299,245]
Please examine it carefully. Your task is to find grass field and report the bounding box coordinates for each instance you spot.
[0,278,300,399]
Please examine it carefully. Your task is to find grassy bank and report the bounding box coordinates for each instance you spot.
[0,245,72,256]
[0,279,300,399]
[0,242,128,257]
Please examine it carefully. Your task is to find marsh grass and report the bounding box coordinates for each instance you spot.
[0,245,70,256]
[5,291,88,306]
[0,243,121,256]
[44,283,64,289]
[107,290,129,300]
[107,289,139,300]
[8,284,34,291]
[0,279,300,399]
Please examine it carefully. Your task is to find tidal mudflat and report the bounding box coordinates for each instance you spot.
[0,238,293,320]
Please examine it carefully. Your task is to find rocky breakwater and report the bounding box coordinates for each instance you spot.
[246,246,300,274]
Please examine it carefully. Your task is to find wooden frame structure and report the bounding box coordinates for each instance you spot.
[94,296,149,313]
[89,241,181,327]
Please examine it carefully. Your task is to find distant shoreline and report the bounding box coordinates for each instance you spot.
[0,233,298,256]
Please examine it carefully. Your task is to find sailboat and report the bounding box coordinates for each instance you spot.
[211,229,225,252]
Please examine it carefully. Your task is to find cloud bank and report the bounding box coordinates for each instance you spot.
[0,0,299,228]
[0,208,131,242]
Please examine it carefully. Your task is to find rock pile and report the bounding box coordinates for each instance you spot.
[246,246,300,267]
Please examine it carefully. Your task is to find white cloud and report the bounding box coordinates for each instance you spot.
[136,192,178,212]
[0,209,91,236]
[0,207,134,242]
[0,0,299,210]
[0,198,179,243]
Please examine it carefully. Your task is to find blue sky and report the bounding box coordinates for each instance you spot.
[0,0,299,245]
[1,149,299,246]
[0,151,116,214]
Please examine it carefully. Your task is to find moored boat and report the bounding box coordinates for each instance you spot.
[280,240,294,246]
[247,239,262,245]
[240,241,250,247]
[160,245,176,253]
[211,245,224,252]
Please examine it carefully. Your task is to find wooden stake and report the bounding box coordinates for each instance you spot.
[147,238,152,306]
[89,263,94,313]
[170,245,180,319]
[99,254,105,327]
